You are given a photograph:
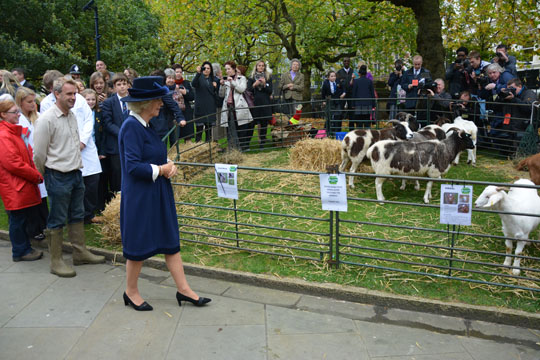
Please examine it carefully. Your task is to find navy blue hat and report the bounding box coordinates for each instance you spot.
[122,76,171,102]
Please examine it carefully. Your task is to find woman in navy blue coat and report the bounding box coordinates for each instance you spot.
[119,76,211,311]
[351,65,376,129]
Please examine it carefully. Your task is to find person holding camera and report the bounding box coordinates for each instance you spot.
[192,61,220,143]
[171,64,195,142]
[466,51,491,96]
[445,47,469,98]
[426,78,452,120]
[247,60,273,149]
[387,59,404,119]
[500,78,538,132]
[492,44,517,77]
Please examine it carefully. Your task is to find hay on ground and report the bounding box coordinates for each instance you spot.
[169,141,221,180]
[96,193,122,246]
[289,138,342,172]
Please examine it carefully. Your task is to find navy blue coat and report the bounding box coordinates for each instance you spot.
[351,77,376,110]
[400,67,432,109]
[118,116,180,261]
[321,79,344,100]
[101,95,129,155]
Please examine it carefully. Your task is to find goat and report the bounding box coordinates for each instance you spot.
[474,179,540,275]
[516,153,540,185]
[401,124,446,191]
[367,130,474,204]
[438,116,478,165]
[339,120,414,188]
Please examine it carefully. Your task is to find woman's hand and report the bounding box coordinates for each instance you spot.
[161,161,177,179]
[196,66,201,73]
[98,93,106,102]
[179,120,187,127]
[485,83,496,91]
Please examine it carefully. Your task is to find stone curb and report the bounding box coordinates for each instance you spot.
[1,230,538,329]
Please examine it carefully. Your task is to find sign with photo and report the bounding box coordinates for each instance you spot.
[439,184,472,225]
[214,163,238,200]
[319,173,347,212]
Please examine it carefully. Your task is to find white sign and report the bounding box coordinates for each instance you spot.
[319,173,347,212]
[215,163,238,200]
[439,184,473,225]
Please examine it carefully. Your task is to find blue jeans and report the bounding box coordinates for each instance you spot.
[7,207,32,258]
[44,168,85,229]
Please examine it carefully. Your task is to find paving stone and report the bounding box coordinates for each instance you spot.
[4,253,50,273]
[179,295,265,326]
[297,294,376,320]
[66,300,181,360]
[0,327,85,360]
[222,282,301,307]
[167,325,266,360]
[266,305,356,335]
[385,308,467,333]
[267,332,369,360]
[5,270,123,328]
[0,273,57,327]
[460,336,540,360]
[354,320,467,358]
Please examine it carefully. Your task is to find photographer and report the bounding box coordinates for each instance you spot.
[450,91,481,123]
[500,78,538,133]
[426,78,452,120]
[387,59,404,119]
[445,47,469,98]
[492,44,517,77]
[466,51,490,96]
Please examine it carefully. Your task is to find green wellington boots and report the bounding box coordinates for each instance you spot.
[46,228,76,278]
[68,222,105,265]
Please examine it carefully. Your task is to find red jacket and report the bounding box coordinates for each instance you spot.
[0,120,43,210]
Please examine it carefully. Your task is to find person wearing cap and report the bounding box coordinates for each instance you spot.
[119,76,211,311]
[69,64,82,80]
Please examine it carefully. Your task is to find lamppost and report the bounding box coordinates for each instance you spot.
[82,0,101,61]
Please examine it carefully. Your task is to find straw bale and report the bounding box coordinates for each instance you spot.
[289,138,342,171]
[301,117,326,129]
[96,193,122,246]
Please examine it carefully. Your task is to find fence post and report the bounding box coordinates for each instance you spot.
[426,96,431,123]
[335,211,340,269]
[325,99,331,135]
[448,224,456,276]
[233,199,239,247]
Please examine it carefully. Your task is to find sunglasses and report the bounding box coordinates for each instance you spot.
[203,67,211,70]
[5,110,20,115]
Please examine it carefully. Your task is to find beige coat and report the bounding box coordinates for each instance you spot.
[219,75,253,127]
[279,71,304,101]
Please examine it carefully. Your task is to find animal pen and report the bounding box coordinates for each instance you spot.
[165,98,540,294]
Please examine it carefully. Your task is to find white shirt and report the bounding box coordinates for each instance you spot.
[18,114,48,198]
[40,93,102,177]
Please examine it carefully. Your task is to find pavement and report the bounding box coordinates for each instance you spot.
[0,239,539,360]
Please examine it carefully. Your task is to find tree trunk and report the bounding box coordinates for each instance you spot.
[408,0,445,79]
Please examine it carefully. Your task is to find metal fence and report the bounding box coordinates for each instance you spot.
[172,161,540,293]
[165,96,540,292]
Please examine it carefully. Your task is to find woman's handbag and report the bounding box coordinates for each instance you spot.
[243,89,255,108]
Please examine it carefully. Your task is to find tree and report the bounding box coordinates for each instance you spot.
[369,0,446,79]
[441,0,540,63]
[0,0,166,82]
[147,0,417,100]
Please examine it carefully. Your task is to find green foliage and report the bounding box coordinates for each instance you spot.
[0,0,166,81]
[441,0,540,62]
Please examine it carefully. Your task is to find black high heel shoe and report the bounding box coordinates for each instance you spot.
[176,292,211,307]
[123,292,153,311]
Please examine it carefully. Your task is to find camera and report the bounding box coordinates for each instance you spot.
[498,87,516,99]
[418,79,438,95]
[254,72,265,81]
[476,74,490,87]
[395,64,402,71]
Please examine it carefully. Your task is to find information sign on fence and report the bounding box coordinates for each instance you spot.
[439,184,473,225]
[319,173,347,212]
[214,163,238,199]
